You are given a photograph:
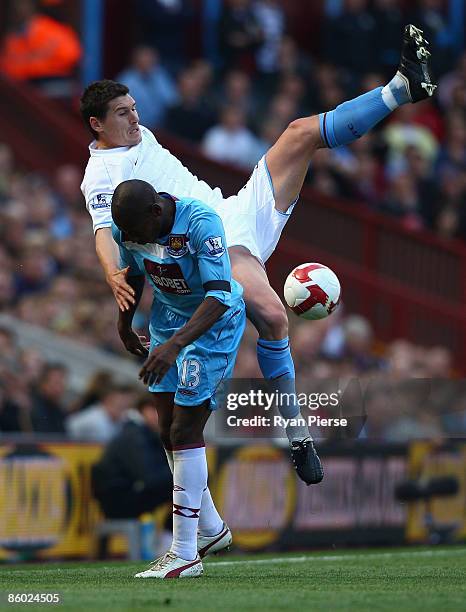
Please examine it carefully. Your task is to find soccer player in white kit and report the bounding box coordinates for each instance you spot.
[80,25,436,486]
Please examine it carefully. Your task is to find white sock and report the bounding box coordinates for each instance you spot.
[381,73,410,110]
[165,447,223,537]
[198,486,223,536]
[286,420,312,443]
[171,446,207,561]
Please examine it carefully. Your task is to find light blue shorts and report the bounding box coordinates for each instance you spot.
[148,301,246,409]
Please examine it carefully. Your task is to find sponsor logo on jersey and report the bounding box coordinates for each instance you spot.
[167,234,188,257]
[90,193,112,209]
[144,260,192,295]
[204,236,225,257]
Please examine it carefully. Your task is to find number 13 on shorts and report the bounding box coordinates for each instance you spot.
[180,358,201,388]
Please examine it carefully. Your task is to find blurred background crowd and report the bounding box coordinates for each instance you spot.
[0,0,464,440]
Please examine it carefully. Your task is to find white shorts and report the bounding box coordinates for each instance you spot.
[215,156,296,264]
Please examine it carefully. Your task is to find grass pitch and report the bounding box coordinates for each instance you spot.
[1,547,466,611]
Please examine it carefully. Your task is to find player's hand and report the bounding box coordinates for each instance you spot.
[107,267,136,312]
[139,339,182,386]
[118,326,150,358]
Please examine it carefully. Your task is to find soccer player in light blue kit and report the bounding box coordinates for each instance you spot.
[111,179,245,579]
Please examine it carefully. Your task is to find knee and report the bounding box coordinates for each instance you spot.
[169,422,199,449]
[250,298,289,340]
[287,116,322,150]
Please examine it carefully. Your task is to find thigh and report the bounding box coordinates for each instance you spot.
[229,246,285,335]
[265,115,322,212]
[151,392,175,435]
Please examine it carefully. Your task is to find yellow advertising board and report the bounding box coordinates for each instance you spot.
[0,442,102,560]
[406,441,466,542]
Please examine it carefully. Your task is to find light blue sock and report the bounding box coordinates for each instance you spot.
[319,82,408,149]
[256,338,309,442]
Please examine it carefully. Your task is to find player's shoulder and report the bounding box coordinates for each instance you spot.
[139,124,159,145]
[181,197,220,221]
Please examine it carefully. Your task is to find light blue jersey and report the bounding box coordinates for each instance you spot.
[112,195,246,408]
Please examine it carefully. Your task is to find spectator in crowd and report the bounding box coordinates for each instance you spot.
[66,384,134,442]
[214,69,256,122]
[165,67,216,143]
[372,0,403,76]
[438,51,466,111]
[116,46,178,129]
[323,0,377,82]
[0,0,81,97]
[91,394,172,519]
[30,362,68,433]
[202,105,259,169]
[408,0,458,76]
[252,0,286,75]
[136,0,193,75]
[219,0,263,72]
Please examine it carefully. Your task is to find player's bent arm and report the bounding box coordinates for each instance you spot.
[96,227,136,310]
[117,274,148,357]
[139,296,229,386]
[171,296,229,350]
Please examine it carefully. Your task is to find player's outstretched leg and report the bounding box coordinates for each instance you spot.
[230,248,324,486]
[265,24,437,212]
[229,24,437,484]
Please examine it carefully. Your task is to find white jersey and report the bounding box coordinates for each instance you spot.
[81,125,294,263]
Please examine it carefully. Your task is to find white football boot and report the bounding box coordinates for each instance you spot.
[197,523,232,558]
[134,551,203,579]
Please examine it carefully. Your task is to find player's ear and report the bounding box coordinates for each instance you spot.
[151,202,163,218]
[90,116,104,134]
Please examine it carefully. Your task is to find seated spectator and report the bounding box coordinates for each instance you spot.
[372,0,403,76]
[66,384,134,442]
[202,105,259,169]
[136,0,193,75]
[214,69,256,122]
[116,46,178,129]
[219,0,263,72]
[165,68,216,143]
[0,0,82,98]
[30,362,68,433]
[323,0,377,80]
[91,394,172,519]
[253,0,286,75]
[381,172,424,230]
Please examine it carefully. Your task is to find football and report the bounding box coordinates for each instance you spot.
[284,263,341,320]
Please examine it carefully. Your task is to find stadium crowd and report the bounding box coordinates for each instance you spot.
[112,0,465,240]
[0,0,464,439]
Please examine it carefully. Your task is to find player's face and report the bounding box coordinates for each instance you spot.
[123,209,162,244]
[92,95,142,148]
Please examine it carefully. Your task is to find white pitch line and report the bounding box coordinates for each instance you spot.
[208,548,466,567]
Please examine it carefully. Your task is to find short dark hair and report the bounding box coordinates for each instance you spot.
[112,179,156,230]
[80,80,129,139]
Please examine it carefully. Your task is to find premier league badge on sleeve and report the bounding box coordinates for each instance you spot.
[205,236,225,257]
[167,234,188,257]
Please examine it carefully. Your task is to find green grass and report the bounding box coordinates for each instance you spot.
[1,547,466,611]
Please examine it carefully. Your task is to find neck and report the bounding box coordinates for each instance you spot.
[159,197,176,237]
